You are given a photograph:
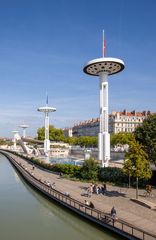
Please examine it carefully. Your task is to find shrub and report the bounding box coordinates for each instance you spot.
[98,167,127,184]
[81,158,99,181]
[3,150,149,186]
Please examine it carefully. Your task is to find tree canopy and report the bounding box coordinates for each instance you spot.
[37,126,98,147]
[63,136,98,147]
[110,132,133,146]
[81,158,99,180]
[134,114,156,165]
[0,138,7,145]
[124,138,152,180]
[37,125,64,142]
[123,138,152,198]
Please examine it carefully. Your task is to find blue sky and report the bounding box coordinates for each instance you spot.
[0,0,156,137]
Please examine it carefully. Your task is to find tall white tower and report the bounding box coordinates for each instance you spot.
[19,124,29,138]
[37,96,56,155]
[12,130,18,150]
[83,35,124,167]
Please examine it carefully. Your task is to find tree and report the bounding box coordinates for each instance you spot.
[64,136,98,148]
[37,125,65,142]
[37,126,45,140]
[0,139,8,145]
[123,158,132,188]
[49,126,64,141]
[64,137,78,145]
[110,132,133,146]
[37,126,98,147]
[134,114,156,165]
[123,138,152,199]
[81,158,99,181]
[76,136,98,148]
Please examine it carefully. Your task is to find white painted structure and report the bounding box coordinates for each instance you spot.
[12,130,19,150]
[84,57,124,167]
[13,131,33,154]
[37,105,56,156]
[19,124,29,138]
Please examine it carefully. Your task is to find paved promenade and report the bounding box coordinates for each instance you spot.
[9,153,156,236]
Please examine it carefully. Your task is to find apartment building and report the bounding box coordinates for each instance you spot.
[109,110,151,133]
[63,110,152,137]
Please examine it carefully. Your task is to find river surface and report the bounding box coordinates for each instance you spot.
[0,154,122,240]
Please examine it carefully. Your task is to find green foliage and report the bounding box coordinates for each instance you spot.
[124,139,151,180]
[63,137,78,145]
[75,136,98,147]
[110,132,133,146]
[124,139,152,180]
[0,138,8,145]
[123,138,152,198]
[134,114,156,165]
[49,127,64,142]
[37,125,65,142]
[81,158,99,181]
[28,156,81,177]
[64,136,98,148]
[37,125,98,147]
[4,150,152,186]
[123,157,133,179]
[37,127,44,140]
[98,167,128,184]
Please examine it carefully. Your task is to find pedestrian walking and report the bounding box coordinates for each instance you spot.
[89,201,95,209]
[111,206,116,220]
[85,200,89,206]
[87,187,92,198]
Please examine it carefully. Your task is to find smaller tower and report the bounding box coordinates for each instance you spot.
[19,124,29,138]
[37,95,56,156]
[12,130,18,150]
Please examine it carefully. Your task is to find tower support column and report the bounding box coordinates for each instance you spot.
[23,129,26,138]
[98,72,110,167]
[44,113,50,154]
[13,138,17,150]
[12,131,18,151]
[38,105,56,157]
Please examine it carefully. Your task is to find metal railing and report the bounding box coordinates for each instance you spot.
[1,150,156,240]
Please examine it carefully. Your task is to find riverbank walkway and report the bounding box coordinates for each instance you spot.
[2,151,156,238]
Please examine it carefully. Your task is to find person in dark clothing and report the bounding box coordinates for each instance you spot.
[111,206,116,219]
[89,201,95,209]
[59,172,63,177]
[85,200,89,206]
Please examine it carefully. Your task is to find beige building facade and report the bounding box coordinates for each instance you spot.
[63,110,152,137]
[109,110,151,134]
